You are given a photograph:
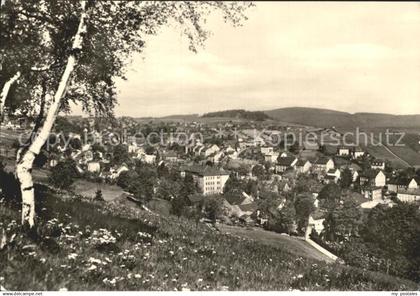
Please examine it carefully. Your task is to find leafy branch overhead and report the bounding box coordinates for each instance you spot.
[0,0,253,228]
[1,1,253,117]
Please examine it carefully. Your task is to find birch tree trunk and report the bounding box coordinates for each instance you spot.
[16,1,87,228]
[0,72,21,121]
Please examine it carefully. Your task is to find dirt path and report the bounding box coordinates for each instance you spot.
[218,224,335,263]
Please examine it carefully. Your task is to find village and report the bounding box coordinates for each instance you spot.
[2,115,419,238]
[1,0,420,292]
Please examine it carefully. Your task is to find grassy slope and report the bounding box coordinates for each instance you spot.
[332,127,415,169]
[0,188,418,291]
[218,225,334,263]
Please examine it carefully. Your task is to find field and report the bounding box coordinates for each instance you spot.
[363,129,420,168]
[0,188,418,291]
[364,145,410,169]
[387,146,420,168]
[385,132,420,168]
[334,127,416,169]
[72,179,125,202]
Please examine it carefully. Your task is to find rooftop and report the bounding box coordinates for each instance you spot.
[314,157,332,165]
[277,156,297,166]
[181,165,229,177]
[296,159,310,166]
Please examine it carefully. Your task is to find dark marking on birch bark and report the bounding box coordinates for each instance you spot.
[22,186,34,192]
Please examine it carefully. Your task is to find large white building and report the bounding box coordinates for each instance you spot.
[180,165,230,195]
[397,189,420,203]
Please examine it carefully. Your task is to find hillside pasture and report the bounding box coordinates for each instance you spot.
[72,179,125,201]
[364,145,409,169]
[386,146,420,167]
[218,224,335,263]
[0,190,418,291]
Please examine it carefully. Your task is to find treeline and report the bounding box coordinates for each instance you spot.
[308,184,420,283]
[202,109,271,121]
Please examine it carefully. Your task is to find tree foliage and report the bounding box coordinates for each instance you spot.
[48,159,79,189]
[294,194,315,232]
[268,202,297,234]
[322,196,362,242]
[340,168,353,189]
[1,1,253,118]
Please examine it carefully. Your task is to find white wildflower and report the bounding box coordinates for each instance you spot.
[68,253,78,260]
[88,257,103,265]
[87,264,97,271]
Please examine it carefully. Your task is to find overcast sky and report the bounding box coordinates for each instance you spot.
[75,2,420,117]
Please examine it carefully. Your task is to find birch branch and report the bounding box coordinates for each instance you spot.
[0,71,21,120]
[27,0,87,156]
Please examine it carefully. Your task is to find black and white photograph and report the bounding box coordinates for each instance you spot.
[0,0,420,293]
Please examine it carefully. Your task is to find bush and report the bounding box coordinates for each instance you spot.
[0,161,20,202]
[49,159,79,189]
[94,190,104,202]
[201,195,224,224]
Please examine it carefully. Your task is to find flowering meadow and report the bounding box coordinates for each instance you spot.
[0,188,418,291]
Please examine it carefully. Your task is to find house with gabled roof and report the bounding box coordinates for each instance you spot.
[163,150,179,163]
[359,170,386,188]
[353,146,365,159]
[203,144,220,157]
[387,176,419,193]
[313,157,334,173]
[278,181,292,192]
[307,214,325,235]
[337,146,352,156]
[325,168,341,183]
[109,163,129,180]
[362,186,383,201]
[264,152,280,163]
[371,159,385,170]
[296,159,312,174]
[260,146,274,155]
[275,156,298,173]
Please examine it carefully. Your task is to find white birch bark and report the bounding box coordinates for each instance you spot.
[16,1,88,228]
[0,71,21,121]
[0,66,55,122]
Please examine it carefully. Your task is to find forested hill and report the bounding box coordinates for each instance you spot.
[264,107,420,128]
[202,109,271,121]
